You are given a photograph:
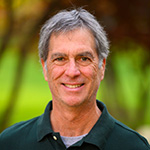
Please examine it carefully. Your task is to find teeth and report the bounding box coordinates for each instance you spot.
[64,84,82,88]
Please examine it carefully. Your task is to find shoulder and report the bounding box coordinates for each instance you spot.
[107,118,150,150]
[0,117,39,137]
[0,116,39,149]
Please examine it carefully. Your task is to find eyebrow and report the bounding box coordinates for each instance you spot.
[77,51,94,59]
[51,51,94,60]
[51,53,67,60]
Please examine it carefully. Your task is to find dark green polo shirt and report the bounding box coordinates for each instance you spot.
[0,100,150,150]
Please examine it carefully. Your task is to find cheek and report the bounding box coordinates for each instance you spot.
[47,65,65,81]
[81,64,100,81]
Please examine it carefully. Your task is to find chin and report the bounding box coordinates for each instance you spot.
[62,97,86,108]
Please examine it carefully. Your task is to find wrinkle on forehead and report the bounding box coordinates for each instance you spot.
[49,28,96,52]
[51,27,95,45]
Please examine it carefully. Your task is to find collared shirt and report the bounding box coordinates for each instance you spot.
[0,100,150,150]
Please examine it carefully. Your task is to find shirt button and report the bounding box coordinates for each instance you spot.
[53,135,57,140]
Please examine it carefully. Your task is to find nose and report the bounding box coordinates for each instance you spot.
[65,59,81,78]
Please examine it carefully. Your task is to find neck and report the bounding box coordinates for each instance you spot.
[50,100,101,137]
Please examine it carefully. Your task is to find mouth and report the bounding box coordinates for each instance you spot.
[62,83,84,89]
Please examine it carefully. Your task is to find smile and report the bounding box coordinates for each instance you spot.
[63,84,84,89]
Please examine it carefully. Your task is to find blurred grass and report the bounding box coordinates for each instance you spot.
[0,50,51,126]
[0,45,150,129]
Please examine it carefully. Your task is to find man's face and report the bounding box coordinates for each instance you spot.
[41,28,105,108]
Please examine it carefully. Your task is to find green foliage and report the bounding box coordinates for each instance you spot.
[0,50,51,127]
[97,44,150,129]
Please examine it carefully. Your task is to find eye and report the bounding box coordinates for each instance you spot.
[53,57,67,65]
[77,56,91,66]
[81,57,89,61]
[55,57,65,61]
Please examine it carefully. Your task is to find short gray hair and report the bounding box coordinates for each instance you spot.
[38,8,109,66]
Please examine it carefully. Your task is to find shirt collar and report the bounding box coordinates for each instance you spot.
[37,101,53,141]
[36,100,115,149]
[84,101,115,149]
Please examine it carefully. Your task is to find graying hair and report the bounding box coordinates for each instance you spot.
[38,8,109,67]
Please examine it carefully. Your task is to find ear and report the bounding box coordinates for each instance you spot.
[100,59,106,81]
[41,58,48,81]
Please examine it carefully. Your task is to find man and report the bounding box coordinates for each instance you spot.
[0,8,149,150]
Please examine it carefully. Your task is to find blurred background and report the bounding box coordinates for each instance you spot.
[0,0,150,142]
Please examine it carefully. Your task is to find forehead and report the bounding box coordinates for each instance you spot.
[49,28,96,53]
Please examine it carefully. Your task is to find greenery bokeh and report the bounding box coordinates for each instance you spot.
[0,0,150,142]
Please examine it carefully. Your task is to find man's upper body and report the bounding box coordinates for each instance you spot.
[0,8,150,150]
[0,101,150,150]
[0,100,149,150]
